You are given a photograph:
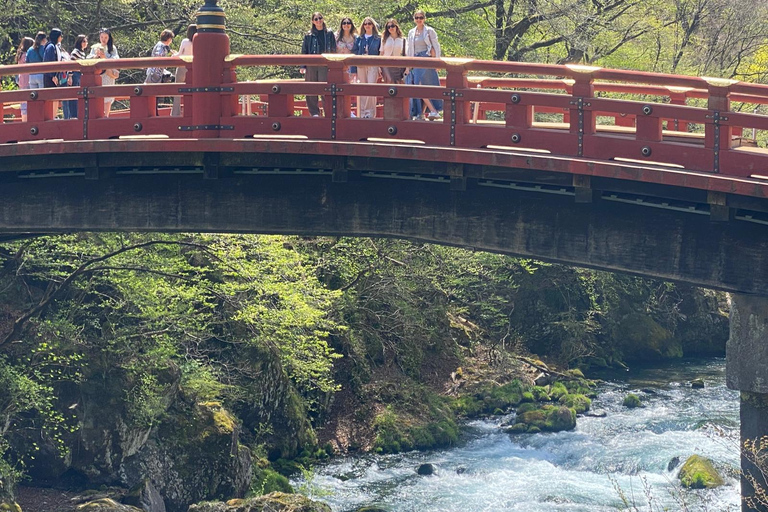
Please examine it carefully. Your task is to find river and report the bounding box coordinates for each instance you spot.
[295,358,741,511]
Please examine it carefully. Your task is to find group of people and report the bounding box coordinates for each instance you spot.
[14,25,197,119]
[301,10,443,120]
[12,10,440,122]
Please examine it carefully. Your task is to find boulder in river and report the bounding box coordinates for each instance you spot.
[691,379,705,389]
[417,464,436,476]
[187,493,332,512]
[356,507,389,512]
[512,405,576,433]
[678,455,724,489]
[667,456,681,472]
[622,394,642,408]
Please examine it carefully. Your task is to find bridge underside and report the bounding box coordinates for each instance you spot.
[1,141,767,295]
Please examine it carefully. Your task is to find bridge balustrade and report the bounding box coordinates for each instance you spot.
[2,55,768,183]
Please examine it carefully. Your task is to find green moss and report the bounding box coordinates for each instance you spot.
[623,393,642,408]
[532,386,551,401]
[521,391,535,403]
[515,405,576,432]
[678,455,724,489]
[0,504,21,512]
[549,382,568,401]
[559,394,591,414]
[566,369,585,378]
[516,402,538,414]
[256,469,294,494]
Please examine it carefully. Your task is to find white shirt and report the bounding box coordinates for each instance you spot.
[381,36,405,57]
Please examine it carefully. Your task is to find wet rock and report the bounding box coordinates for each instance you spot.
[187,493,332,512]
[74,498,143,511]
[356,507,388,512]
[691,379,705,389]
[668,456,681,472]
[456,467,467,475]
[416,464,436,476]
[678,455,724,489]
[584,410,607,418]
[123,479,165,512]
[534,373,552,387]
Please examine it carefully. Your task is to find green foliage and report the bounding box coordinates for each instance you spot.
[251,467,294,496]
[549,382,568,401]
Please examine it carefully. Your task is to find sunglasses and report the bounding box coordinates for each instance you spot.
[386,25,396,29]
[414,15,425,19]
[363,22,373,25]
[342,21,352,24]
[313,16,323,21]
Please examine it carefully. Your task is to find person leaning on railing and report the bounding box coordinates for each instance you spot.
[300,12,337,117]
[42,28,65,118]
[171,24,197,117]
[404,10,442,120]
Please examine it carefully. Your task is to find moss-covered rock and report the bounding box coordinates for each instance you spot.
[678,455,724,489]
[453,380,529,418]
[513,405,576,433]
[0,503,22,512]
[251,467,293,495]
[372,394,459,454]
[188,492,332,512]
[531,386,551,401]
[559,394,591,414]
[548,382,568,401]
[623,394,642,408]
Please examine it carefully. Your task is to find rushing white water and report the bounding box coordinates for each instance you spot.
[296,359,740,512]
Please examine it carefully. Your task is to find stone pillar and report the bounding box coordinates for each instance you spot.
[191,0,229,139]
[727,293,768,512]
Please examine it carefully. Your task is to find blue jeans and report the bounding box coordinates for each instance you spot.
[63,73,80,119]
[409,51,443,118]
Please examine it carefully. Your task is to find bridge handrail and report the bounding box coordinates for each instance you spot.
[2,53,768,186]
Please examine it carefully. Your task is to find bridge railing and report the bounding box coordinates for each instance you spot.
[2,55,768,179]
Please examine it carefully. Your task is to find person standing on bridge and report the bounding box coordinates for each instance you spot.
[146,29,176,116]
[88,29,120,117]
[26,32,47,94]
[350,17,381,118]
[300,12,337,117]
[172,24,197,117]
[404,10,442,120]
[64,34,88,120]
[335,17,357,84]
[15,37,34,122]
[43,28,66,118]
[381,19,406,84]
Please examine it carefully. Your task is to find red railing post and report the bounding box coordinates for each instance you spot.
[191,0,230,138]
[704,77,736,173]
[666,87,690,132]
[326,58,349,119]
[567,65,597,157]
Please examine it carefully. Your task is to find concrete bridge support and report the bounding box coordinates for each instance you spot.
[727,294,768,512]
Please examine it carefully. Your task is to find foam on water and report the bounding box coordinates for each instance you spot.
[296,359,741,511]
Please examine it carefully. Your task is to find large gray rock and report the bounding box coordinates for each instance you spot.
[123,479,166,512]
[187,492,332,512]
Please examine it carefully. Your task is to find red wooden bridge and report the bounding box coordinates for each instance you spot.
[2,7,768,509]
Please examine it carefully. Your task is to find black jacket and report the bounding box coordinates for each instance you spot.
[301,29,337,57]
